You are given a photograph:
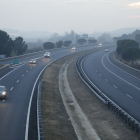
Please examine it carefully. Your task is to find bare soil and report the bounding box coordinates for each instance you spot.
[41,49,140,140]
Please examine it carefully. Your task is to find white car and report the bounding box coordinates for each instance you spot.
[44,52,50,58]
[105,49,108,52]
[71,47,76,50]
[30,59,36,64]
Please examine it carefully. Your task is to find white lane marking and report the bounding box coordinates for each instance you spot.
[26,70,28,72]
[17,80,19,83]
[126,94,133,98]
[113,85,117,88]
[107,53,140,81]
[95,70,97,72]
[102,54,140,91]
[93,67,94,68]
[30,67,32,69]
[99,74,101,76]
[39,62,40,63]
[10,87,13,90]
[105,79,108,81]
[22,75,24,77]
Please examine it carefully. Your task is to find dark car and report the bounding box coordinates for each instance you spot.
[0,86,7,99]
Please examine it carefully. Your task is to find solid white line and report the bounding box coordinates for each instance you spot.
[105,79,108,81]
[126,94,133,98]
[25,58,64,140]
[102,54,140,91]
[107,53,140,81]
[10,87,13,90]
[17,80,19,83]
[113,85,117,88]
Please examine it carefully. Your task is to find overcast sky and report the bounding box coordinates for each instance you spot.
[0,0,140,33]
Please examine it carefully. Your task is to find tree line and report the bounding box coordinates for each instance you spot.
[43,40,72,50]
[0,30,28,57]
[116,39,140,64]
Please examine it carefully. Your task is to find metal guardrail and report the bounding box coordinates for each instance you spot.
[37,82,44,140]
[76,50,140,134]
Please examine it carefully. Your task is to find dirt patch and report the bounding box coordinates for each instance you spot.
[41,47,140,140]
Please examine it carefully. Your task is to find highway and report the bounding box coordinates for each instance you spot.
[82,47,140,123]
[0,44,108,140]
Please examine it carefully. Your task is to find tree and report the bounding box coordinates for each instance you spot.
[0,30,14,57]
[63,40,72,47]
[43,42,54,49]
[56,40,63,48]
[77,38,87,45]
[122,47,140,64]
[135,34,140,45]
[116,39,139,54]
[14,37,28,55]
[88,39,97,44]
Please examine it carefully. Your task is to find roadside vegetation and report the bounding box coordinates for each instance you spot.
[115,38,140,69]
[0,30,28,57]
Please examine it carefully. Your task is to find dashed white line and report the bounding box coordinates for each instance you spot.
[99,74,101,76]
[113,85,117,88]
[10,87,13,90]
[95,70,97,72]
[105,79,108,81]
[22,75,24,77]
[17,80,19,83]
[93,67,94,69]
[126,94,133,98]
[30,67,32,69]
[26,70,28,72]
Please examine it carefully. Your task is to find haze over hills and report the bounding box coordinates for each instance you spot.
[110,27,140,37]
[1,27,140,42]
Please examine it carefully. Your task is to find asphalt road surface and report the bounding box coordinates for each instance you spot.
[82,47,140,123]
[0,44,114,140]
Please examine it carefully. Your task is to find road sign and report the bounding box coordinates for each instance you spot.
[13,59,19,64]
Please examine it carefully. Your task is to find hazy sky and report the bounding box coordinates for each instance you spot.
[0,0,140,33]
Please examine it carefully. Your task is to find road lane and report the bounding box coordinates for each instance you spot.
[82,48,140,122]
[0,44,103,140]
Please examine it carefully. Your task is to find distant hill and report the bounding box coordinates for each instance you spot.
[110,27,140,37]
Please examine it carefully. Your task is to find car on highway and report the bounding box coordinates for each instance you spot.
[105,49,108,52]
[30,59,36,64]
[71,47,76,50]
[44,52,50,58]
[0,86,7,99]
[98,43,102,47]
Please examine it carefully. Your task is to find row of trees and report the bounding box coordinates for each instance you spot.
[0,30,28,57]
[116,39,140,64]
[77,38,97,45]
[43,40,72,50]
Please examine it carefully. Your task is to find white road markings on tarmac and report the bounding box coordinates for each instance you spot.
[26,70,28,72]
[30,67,32,69]
[126,94,133,98]
[93,67,94,68]
[113,85,117,88]
[105,79,108,81]
[99,74,101,76]
[17,80,19,83]
[95,70,97,72]
[22,75,24,77]
[10,87,13,90]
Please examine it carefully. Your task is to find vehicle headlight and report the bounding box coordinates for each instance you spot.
[2,92,6,95]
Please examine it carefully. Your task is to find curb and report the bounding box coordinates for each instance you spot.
[37,81,44,140]
[0,64,10,70]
